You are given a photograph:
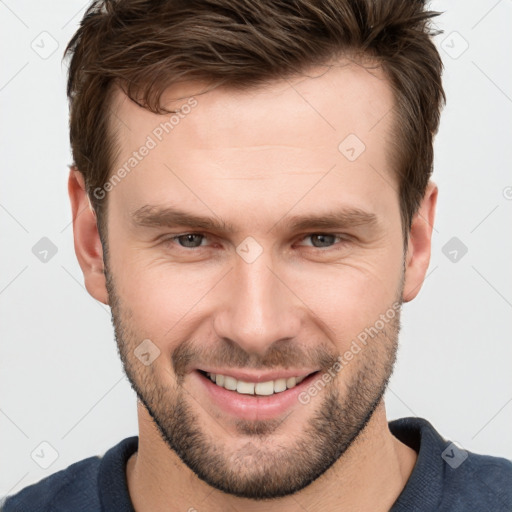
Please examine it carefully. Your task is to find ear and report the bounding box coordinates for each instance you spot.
[68,167,109,305]
[402,181,438,302]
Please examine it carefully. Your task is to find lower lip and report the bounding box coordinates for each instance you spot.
[193,370,320,421]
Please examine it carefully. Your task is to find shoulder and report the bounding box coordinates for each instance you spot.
[389,417,512,511]
[440,450,512,510]
[1,455,102,512]
[1,437,138,512]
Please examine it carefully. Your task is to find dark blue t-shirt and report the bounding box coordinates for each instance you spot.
[2,417,511,511]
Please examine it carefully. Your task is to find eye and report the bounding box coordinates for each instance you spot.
[162,232,348,252]
[167,233,208,249]
[297,234,347,249]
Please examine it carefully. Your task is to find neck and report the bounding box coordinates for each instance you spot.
[126,400,417,512]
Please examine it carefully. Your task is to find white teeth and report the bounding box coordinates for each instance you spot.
[286,377,297,389]
[273,378,287,393]
[204,371,310,396]
[237,380,255,394]
[223,375,238,391]
[254,381,274,396]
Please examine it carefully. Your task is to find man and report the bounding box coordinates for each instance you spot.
[3,0,511,510]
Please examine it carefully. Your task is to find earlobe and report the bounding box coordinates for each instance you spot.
[402,181,438,303]
[68,167,109,305]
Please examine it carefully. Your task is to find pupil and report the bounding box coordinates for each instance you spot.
[313,234,334,247]
[180,234,202,247]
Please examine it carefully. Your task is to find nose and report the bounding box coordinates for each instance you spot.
[212,247,302,357]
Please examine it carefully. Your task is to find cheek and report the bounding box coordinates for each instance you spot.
[108,224,403,352]
[285,240,403,342]
[110,245,219,339]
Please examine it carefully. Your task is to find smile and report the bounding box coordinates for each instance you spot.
[201,370,312,396]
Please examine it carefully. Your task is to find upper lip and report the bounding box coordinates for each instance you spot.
[196,368,319,383]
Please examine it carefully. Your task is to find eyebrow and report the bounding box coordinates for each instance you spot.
[130,204,378,233]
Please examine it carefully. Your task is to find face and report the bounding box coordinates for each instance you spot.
[101,62,407,499]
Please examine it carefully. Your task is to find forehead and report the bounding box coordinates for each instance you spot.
[110,59,394,152]
[106,61,397,221]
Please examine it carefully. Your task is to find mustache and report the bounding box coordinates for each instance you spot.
[172,338,339,378]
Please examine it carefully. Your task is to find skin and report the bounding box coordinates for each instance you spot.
[69,61,437,511]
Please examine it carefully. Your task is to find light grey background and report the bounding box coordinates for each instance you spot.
[1,0,511,497]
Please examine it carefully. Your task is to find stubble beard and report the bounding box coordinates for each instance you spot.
[105,260,403,500]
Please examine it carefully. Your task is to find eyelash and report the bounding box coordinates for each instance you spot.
[163,233,349,251]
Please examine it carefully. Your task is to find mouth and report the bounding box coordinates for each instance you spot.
[197,369,319,396]
[193,369,322,421]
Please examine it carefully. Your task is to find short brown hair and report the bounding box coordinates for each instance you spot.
[64,0,445,242]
